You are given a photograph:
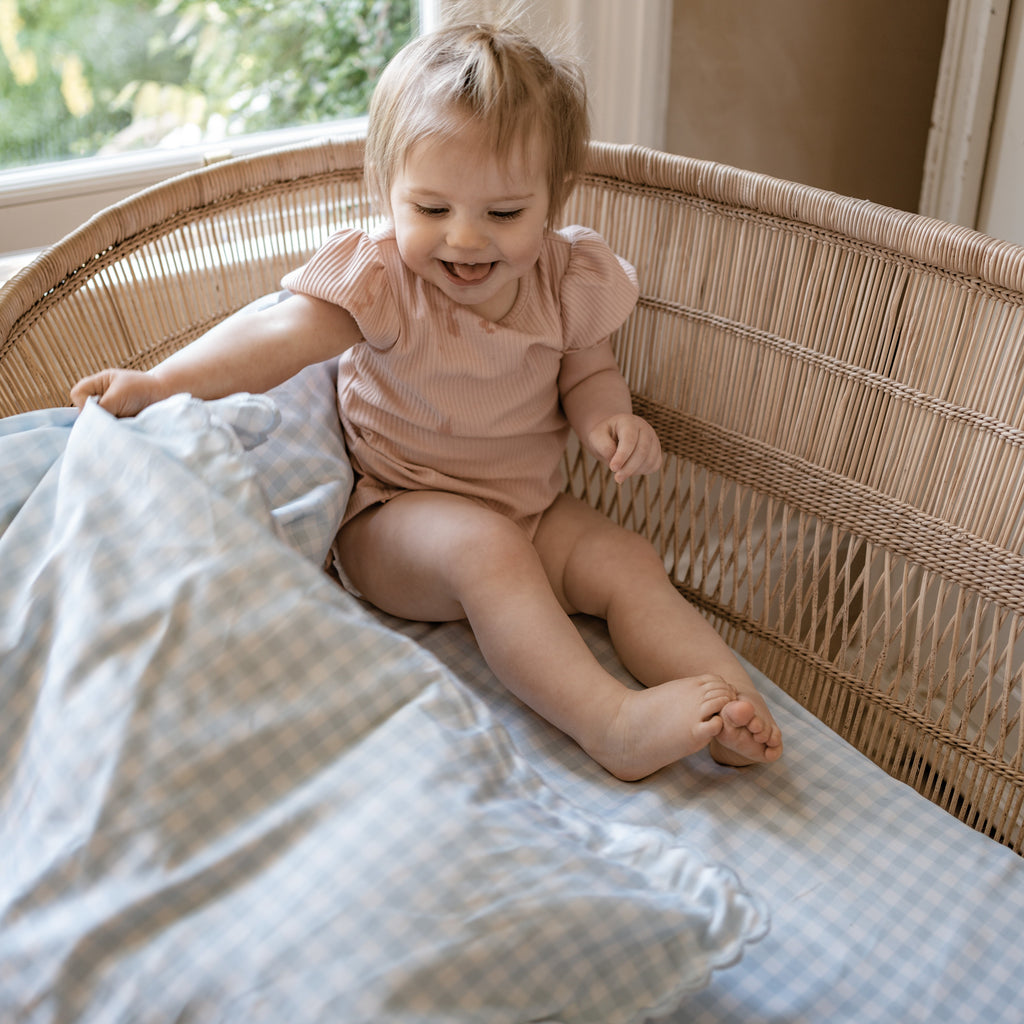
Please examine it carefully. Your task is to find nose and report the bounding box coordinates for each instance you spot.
[445,213,488,253]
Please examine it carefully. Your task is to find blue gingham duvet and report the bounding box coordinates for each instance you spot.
[2,360,1023,1024]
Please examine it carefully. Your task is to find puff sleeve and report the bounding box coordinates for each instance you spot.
[558,226,640,351]
[281,228,400,349]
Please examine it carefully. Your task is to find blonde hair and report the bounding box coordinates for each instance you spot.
[365,17,589,222]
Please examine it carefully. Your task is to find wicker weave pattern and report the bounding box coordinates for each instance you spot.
[3,137,1022,851]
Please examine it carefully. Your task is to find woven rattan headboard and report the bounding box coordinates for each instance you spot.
[3,137,1023,852]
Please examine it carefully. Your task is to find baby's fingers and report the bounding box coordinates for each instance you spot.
[609,424,661,481]
[70,371,114,409]
[70,369,161,417]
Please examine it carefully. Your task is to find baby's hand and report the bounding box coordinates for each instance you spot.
[587,413,662,483]
[70,368,169,418]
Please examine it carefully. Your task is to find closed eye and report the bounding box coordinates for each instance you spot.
[491,209,523,221]
[414,204,448,217]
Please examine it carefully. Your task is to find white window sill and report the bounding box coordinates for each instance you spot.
[0,117,369,257]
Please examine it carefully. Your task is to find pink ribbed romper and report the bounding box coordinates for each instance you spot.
[282,223,639,536]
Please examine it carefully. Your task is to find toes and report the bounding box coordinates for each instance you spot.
[721,699,757,730]
[710,698,784,766]
[723,700,779,744]
[696,715,725,742]
[703,693,734,721]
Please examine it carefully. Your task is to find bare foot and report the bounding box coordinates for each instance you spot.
[588,674,737,781]
[709,699,784,767]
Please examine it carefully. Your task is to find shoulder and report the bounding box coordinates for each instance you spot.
[546,227,640,350]
[281,226,402,347]
[545,226,638,289]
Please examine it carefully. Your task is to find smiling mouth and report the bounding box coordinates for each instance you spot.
[442,260,495,284]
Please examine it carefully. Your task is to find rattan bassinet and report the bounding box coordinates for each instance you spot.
[2,136,1023,853]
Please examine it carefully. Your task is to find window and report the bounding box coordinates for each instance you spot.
[1,0,431,255]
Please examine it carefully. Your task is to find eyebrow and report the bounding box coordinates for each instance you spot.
[402,186,538,204]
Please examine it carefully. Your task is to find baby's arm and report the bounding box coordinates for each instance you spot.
[71,294,361,416]
[559,340,662,483]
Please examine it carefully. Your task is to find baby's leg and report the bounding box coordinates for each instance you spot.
[335,491,735,779]
[534,494,783,768]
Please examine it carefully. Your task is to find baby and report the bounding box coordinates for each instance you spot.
[71,17,783,780]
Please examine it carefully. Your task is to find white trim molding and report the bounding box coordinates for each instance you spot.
[919,0,1011,226]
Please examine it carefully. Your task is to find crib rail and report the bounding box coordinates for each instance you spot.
[3,137,1023,852]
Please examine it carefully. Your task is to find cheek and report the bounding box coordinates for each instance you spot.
[394,220,432,267]
[509,227,545,268]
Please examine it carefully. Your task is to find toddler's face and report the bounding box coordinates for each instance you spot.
[389,123,550,322]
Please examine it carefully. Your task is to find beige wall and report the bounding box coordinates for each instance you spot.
[665,0,948,212]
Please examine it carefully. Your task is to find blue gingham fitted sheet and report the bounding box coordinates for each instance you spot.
[2,359,1023,1024]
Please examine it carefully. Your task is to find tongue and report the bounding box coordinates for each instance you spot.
[450,262,491,281]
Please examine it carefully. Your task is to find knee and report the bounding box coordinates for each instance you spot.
[624,526,665,566]
[591,521,667,575]
[449,506,538,579]
[560,521,670,614]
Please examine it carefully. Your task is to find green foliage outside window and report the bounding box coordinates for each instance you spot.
[0,0,415,168]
